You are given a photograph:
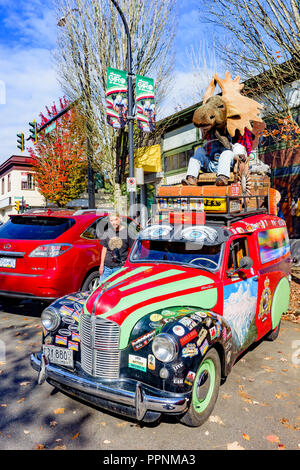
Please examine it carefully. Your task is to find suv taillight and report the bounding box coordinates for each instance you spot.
[28,244,72,258]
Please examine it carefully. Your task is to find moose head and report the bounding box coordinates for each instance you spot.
[192,72,264,148]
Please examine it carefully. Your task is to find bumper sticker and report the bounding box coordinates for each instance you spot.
[128,355,147,372]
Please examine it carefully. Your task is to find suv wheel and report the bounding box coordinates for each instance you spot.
[179,348,221,427]
[81,271,100,293]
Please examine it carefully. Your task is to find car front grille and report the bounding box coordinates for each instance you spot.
[80,314,120,380]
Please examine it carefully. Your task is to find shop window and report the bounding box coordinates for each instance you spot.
[164,149,194,173]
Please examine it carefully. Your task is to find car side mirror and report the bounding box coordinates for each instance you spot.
[226,256,253,278]
[238,256,253,270]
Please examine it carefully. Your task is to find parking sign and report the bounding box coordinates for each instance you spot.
[127,177,136,192]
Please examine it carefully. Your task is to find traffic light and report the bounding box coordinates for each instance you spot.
[15,201,20,212]
[29,119,37,143]
[16,132,24,152]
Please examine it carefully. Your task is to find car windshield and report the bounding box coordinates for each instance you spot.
[130,239,223,271]
[0,216,75,240]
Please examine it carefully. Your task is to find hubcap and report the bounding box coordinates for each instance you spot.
[192,358,215,413]
[87,277,100,292]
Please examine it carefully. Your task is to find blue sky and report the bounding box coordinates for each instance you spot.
[0,0,215,163]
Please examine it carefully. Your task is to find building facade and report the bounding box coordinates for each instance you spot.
[0,155,45,223]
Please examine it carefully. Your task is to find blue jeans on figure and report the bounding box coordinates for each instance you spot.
[100,265,121,282]
[187,146,235,179]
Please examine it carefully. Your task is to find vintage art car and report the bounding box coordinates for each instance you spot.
[31,193,291,427]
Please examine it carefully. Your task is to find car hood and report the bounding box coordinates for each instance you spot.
[84,264,218,345]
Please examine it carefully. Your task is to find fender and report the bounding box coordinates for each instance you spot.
[125,306,234,393]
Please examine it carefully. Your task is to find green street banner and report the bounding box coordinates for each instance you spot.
[106,67,128,129]
[136,75,155,133]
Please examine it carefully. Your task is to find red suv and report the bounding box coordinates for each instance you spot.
[0,209,138,308]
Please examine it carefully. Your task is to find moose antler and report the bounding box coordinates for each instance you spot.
[214,72,263,137]
[202,78,217,104]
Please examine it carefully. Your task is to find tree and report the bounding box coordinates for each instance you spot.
[199,0,300,144]
[28,98,88,207]
[54,0,177,205]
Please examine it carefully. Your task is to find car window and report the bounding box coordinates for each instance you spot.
[228,237,249,270]
[81,221,98,240]
[0,216,75,240]
[131,239,223,271]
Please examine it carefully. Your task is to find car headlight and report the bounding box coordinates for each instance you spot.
[152,333,178,363]
[41,307,61,332]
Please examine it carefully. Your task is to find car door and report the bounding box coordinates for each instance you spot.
[222,235,259,353]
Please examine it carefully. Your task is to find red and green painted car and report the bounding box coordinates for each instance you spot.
[31,212,291,427]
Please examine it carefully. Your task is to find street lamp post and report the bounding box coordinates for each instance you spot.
[110,0,136,216]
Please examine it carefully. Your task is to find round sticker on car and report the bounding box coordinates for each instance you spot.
[173,325,185,337]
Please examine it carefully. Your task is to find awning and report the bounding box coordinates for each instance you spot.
[134,144,162,173]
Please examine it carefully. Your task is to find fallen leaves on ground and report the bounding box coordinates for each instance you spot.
[34,444,46,450]
[227,441,245,450]
[284,279,300,323]
[19,381,31,387]
[280,418,300,431]
[238,386,253,404]
[275,392,289,399]
[266,435,280,444]
[209,415,224,425]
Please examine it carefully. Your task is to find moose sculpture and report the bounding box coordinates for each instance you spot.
[182,72,264,192]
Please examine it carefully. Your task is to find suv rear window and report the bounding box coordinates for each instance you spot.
[0,216,75,240]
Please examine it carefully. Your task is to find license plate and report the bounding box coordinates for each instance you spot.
[0,257,16,268]
[43,345,74,368]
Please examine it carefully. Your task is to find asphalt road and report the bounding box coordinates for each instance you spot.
[0,301,299,451]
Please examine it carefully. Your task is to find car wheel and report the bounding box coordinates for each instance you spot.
[81,271,100,293]
[179,348,221,427]
[265,320,281,341]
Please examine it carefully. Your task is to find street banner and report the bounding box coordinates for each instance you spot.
[106,67,128,129]
[136,75,155,133]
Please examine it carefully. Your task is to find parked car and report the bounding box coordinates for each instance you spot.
[31,208,291,427]
[0,209,138,308]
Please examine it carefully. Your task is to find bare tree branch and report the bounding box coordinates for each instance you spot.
[53,0,177,202]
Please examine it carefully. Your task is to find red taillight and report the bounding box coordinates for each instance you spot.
[28,244,72,258]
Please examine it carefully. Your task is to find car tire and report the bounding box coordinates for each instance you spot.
[179,348,221,427]
[81,271,100,293]
[265,320,281,341]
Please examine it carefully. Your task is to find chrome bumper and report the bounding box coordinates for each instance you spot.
[30,353,189,422]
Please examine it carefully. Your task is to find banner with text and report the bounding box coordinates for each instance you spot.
[136,75,155,133]
[106,67,128,129]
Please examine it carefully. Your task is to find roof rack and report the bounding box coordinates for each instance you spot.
[153,194,271,227]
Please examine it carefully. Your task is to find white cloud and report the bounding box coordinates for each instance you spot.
[0,44,62,162]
